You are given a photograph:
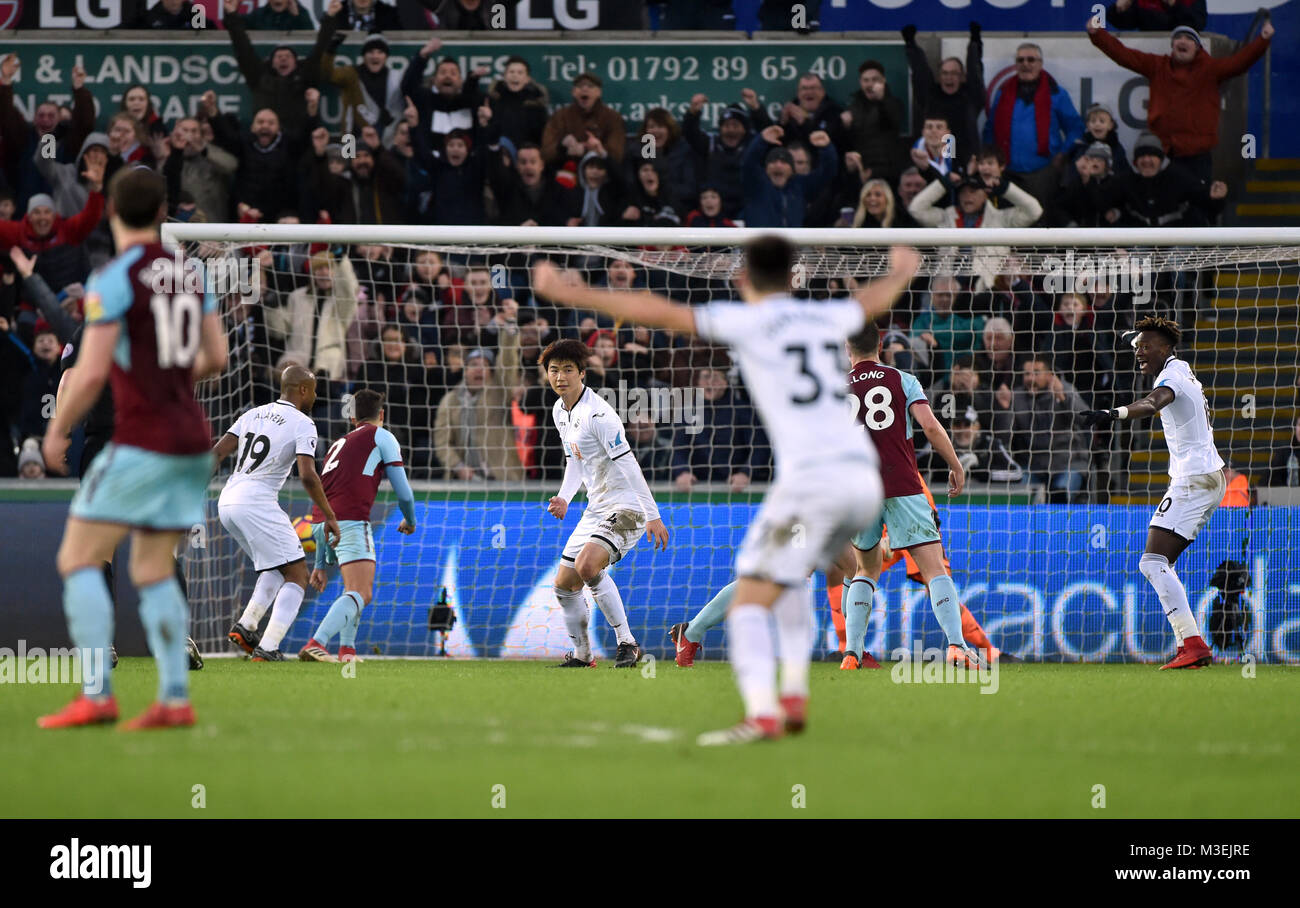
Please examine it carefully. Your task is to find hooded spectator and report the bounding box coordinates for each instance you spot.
[681,100,756,220]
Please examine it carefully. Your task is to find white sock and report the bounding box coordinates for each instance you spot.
[587,571,635,645]
[259,582,305,652]
[774,588,813,698]
[726,603,779,719]
[554,586,591,661]
[1139,553,1200,643]
[238,571,284,631]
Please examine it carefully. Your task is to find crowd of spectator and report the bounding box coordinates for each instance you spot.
[0,9,1286,497]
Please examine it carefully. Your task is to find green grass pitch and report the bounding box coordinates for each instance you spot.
[3,658,1297,818]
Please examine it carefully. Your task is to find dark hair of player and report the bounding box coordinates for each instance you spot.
[353,389,385,423]
[1135,315,1181,348]
[847,322,881,358]
[744,234,797,292]
[108,166,167,229]
[540,339,590,374]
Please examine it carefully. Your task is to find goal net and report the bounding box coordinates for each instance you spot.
[161,224,1300,664]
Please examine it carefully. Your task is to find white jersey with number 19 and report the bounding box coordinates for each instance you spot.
[219,401,320,506]
[692,296,878,478]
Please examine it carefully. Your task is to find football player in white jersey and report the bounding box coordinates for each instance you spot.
[213,365,342,661]
[1078,316,1225,670]
[534,237,920,743]
[543,339,670,669]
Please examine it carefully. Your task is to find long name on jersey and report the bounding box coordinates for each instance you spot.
[219,401,320,504]
[847,358,928,498]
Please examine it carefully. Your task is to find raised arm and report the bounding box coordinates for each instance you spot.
[532,261,698,335]
[852,246,921,323]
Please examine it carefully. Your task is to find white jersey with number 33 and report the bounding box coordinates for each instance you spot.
[693,296,878,477]
[219,400,320,505]
[1154,357,1224,479]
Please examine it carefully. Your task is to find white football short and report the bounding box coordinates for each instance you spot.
[735,461,883,587]
[218,499,305,571]
[1150,469,1226,542]
[562,508,646,565]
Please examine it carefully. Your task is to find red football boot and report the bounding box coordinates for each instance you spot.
[122,702,196,730]
[780,695,808,734]
[669,623,702,668]
[38,695,119,729]
[1160,637,1212,670]
[696,715,783,746]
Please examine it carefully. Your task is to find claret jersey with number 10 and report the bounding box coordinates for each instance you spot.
[81,242,216,455]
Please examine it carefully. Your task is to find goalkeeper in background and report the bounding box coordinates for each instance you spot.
[1077,315,1225,670]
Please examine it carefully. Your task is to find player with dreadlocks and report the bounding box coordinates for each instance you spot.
[1078,316,1226,670]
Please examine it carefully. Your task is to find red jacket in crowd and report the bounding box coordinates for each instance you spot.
[0,191,104,254]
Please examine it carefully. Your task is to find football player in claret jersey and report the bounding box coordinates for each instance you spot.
[213,365,342,661]
[543,339,670,669]
[1078,316,1226,670]
[300,389,416,663]
[39,166,228,729]
[841,322,984,669]
[535,238,918,745]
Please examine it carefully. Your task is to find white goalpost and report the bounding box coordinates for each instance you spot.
[160,223,1300,664]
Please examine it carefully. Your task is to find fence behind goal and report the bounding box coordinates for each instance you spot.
[159,225,1300,663]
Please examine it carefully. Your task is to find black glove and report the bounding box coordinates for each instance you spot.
[1076,409,1117,428]
[901,24,918,46]
[969,21,982,40]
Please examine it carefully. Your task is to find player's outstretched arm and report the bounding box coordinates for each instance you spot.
[1077,386,1174,428]
[912,401,966,497]
[532,261,697,335]
[854,246,922,323]
[42,322,118,474]
[297,454,341,547]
